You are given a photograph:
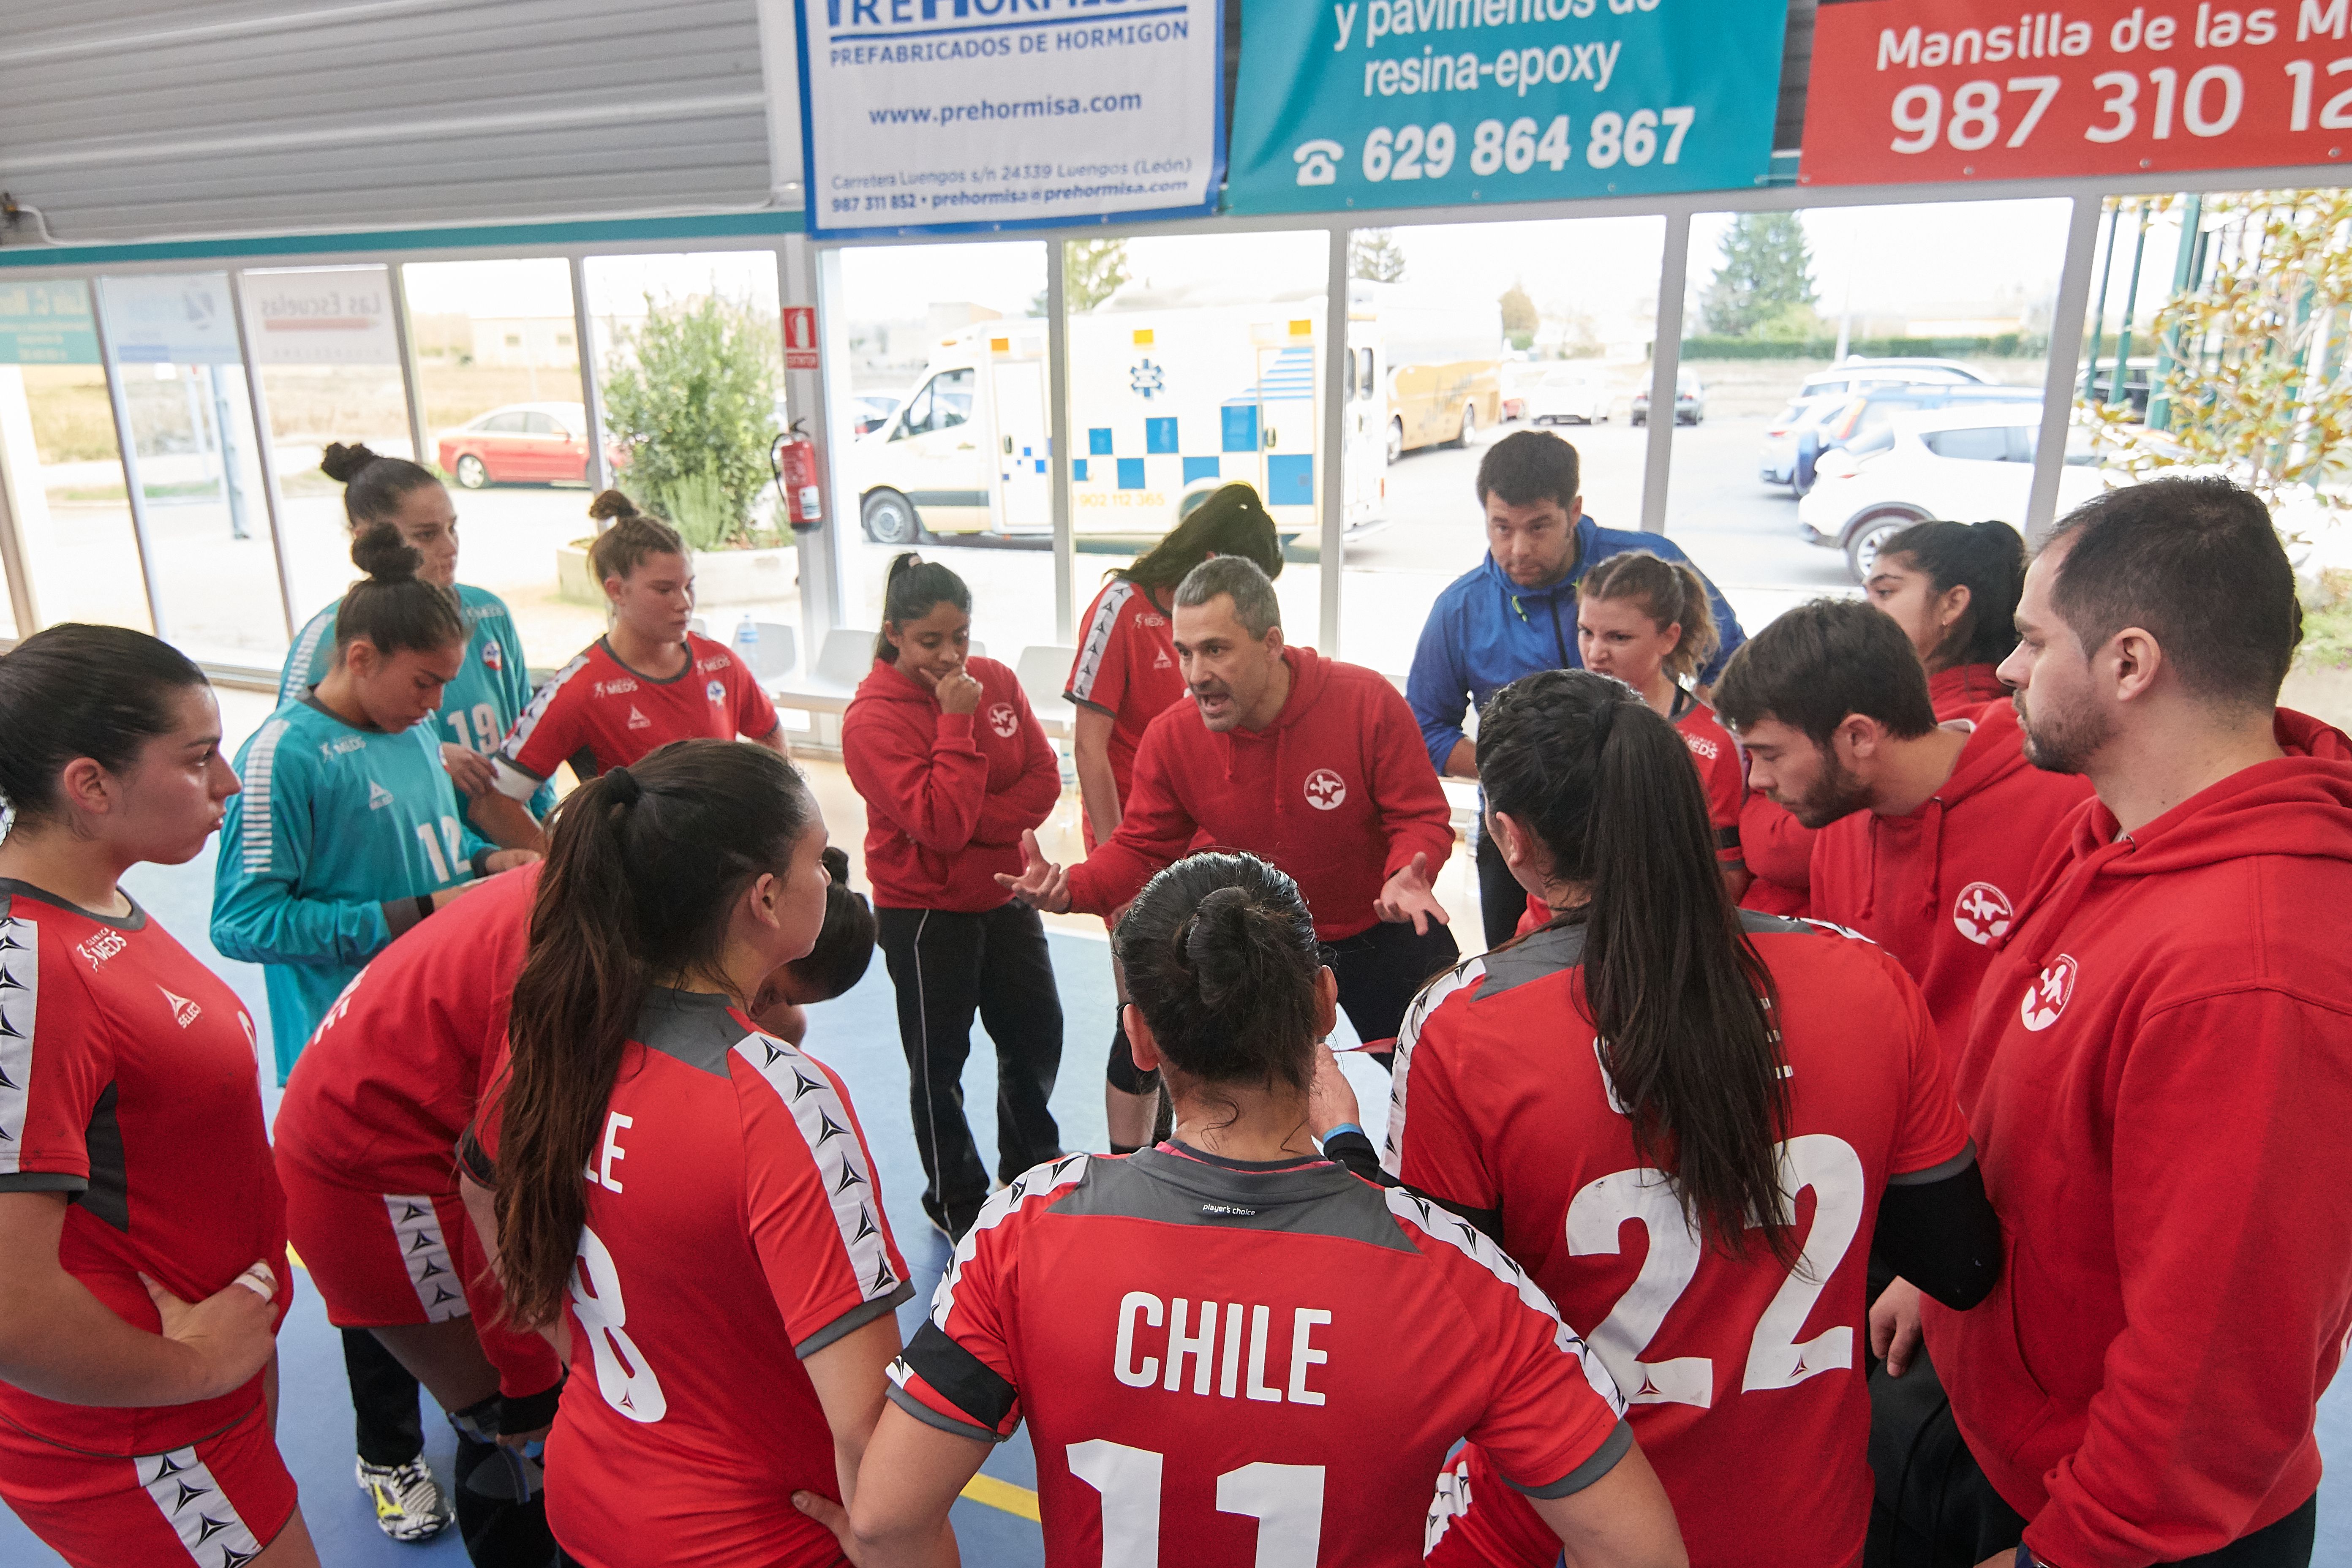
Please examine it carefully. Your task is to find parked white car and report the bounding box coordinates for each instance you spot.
[1798,403,2106,580]
[1521,365,1611,425]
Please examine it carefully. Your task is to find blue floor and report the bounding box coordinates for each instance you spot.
[7,855,2352,1565]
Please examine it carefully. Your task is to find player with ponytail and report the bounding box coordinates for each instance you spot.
[845,851,1688,1568]
[1375,669,2001,1568]
[289,441,548,849]
[463,740,908,1567]
[215,524,539,1540]
[486,490,787,845]
[1865,518,2026,718]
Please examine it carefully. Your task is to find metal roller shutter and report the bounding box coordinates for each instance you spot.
[0,0,783,245]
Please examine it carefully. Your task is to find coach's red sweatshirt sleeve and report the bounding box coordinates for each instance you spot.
[843,706,988,856]
[1368,681,1457,880]
[975,683,1063,846]
[1067,724,1196,917]
[2025,991,2352,1568]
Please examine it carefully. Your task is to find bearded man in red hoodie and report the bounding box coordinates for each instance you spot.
[1002,555,1459,1063]
[1715,598,2093,1057]
[1871,475,2352,1568]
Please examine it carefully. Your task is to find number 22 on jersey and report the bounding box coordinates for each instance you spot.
[1566,1134,1864,1407]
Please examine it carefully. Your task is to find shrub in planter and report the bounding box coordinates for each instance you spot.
[600,294,779,550]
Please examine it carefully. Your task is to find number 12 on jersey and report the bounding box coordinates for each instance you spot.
[1566,1134,1865,1407]
[1067,1441,1323,1568]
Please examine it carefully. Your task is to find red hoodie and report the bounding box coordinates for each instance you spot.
[1067,645,1455,939]
[842,655,1061,912]
[1740,792,1815,917]
[1928,661,2006,719]
[1922,709,2352,1568]
[1807,700,2093,1055]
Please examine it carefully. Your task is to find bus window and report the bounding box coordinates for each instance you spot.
[1358,347,1376,400]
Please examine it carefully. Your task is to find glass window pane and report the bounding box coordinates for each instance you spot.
[241,265,416,636]
[1342,218,1662,677]
[834,240,1054,661]
[1059,231,1330,649]
[405,256,610,669]
[96,273,287,667]
[1920,425,2012,462]
[583,251,792,658]
[1666,200,2071,604]
[0,277,151,633]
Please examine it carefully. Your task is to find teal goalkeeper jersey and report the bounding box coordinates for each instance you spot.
[282,583,554,819]
[213,692,489,1082]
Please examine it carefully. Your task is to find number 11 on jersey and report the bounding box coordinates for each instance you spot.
[1067,1441,1324,1567]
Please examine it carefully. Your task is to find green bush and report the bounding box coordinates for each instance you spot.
[600,294,779,550]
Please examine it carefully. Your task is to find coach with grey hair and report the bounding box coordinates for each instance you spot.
[1001,556,1458,1061]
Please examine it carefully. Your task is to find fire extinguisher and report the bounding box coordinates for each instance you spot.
[770,420,824,531]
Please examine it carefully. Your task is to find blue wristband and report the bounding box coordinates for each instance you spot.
[1321,1123,1366,1146]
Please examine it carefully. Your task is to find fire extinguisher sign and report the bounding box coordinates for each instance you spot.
[1801,0,2352,185]
[783,306,819,371]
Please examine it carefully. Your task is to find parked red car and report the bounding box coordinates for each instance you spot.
[436,401,627,488]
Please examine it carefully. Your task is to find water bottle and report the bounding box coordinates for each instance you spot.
[734,613,759,669]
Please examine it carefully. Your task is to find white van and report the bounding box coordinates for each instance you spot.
[846,286,1396,547]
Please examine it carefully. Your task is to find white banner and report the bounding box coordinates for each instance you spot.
[798,0,1225,239]
[99,274,242,365]
[238,267,400,365]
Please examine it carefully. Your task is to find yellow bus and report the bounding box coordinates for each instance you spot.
[1353,283,1504,460]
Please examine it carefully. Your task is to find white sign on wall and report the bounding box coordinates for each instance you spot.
[238,267,400,365]
[99,274,243,365]
[797,0,1225,240]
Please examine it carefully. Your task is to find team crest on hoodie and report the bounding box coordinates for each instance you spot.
[2018,953,2077,1032]
[1952,882,2014,945]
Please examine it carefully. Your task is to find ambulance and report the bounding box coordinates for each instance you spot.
[846,279,1488,547]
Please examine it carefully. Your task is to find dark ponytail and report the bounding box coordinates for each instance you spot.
[496,738,817,1328]
[334,523,464,665]
[0,625,207,828]
[1877,519,2025,671]
[1478,669,1794,1266]
[876,552,972,662]
[1114,852,1321,1100]
[1118,483,1285,593]
[781,846,877,1003]
[321,440,440,532]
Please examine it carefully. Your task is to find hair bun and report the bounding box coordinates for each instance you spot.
[1182,884,1260,1004]
[320,441,381,484]
[819,845,852,883]
[348,521,422,582]
[587,488,642,523]
[603,765,642,806]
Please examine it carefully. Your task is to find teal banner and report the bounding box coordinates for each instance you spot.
[0,280,99,365]
[1225,0,1787,215]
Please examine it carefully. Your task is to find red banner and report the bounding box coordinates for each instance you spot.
[1801,0,2352,184]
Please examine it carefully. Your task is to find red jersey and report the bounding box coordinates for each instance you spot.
[485,990,910,1568]
[1068,647,1455,941]
[1922,710,2352,1568]
[493,633,779,793]
[1387,914,1971,1567]
[1806,702,2093,1056]
[888,1145,1628,1566]
[1738,791,1814,917]
[1671,690,1745,868]
[276,864,537,1195]
[0,881,289,1456]
[1065,578,1185,811]
[1927,662,2005,719]
[842,656,1062,912]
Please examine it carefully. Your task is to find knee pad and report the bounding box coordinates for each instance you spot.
[451,1426,555,1567]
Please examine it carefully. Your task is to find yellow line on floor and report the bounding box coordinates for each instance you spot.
[960,1471,1041,1521]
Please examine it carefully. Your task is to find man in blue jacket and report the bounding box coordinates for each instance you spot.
[1407,429,1746,945]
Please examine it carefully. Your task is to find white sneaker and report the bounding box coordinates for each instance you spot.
[356,1455,452,1544]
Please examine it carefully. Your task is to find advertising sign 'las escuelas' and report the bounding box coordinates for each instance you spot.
[1802,0,2352,184]
[1224,0,1788,215]
[797,0,1224,239]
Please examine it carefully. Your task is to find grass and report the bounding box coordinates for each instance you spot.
[2301,572,2352,671]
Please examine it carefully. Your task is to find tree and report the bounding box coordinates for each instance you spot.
[1500,280,1538,351]
[1066,239,1131,311]
[2088,190,2352,520]
[1350,229,1408,282]
[1701,212,1818,338]
[599,293,780,550]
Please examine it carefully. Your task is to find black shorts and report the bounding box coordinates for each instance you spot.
[1325,917,1461,1053]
